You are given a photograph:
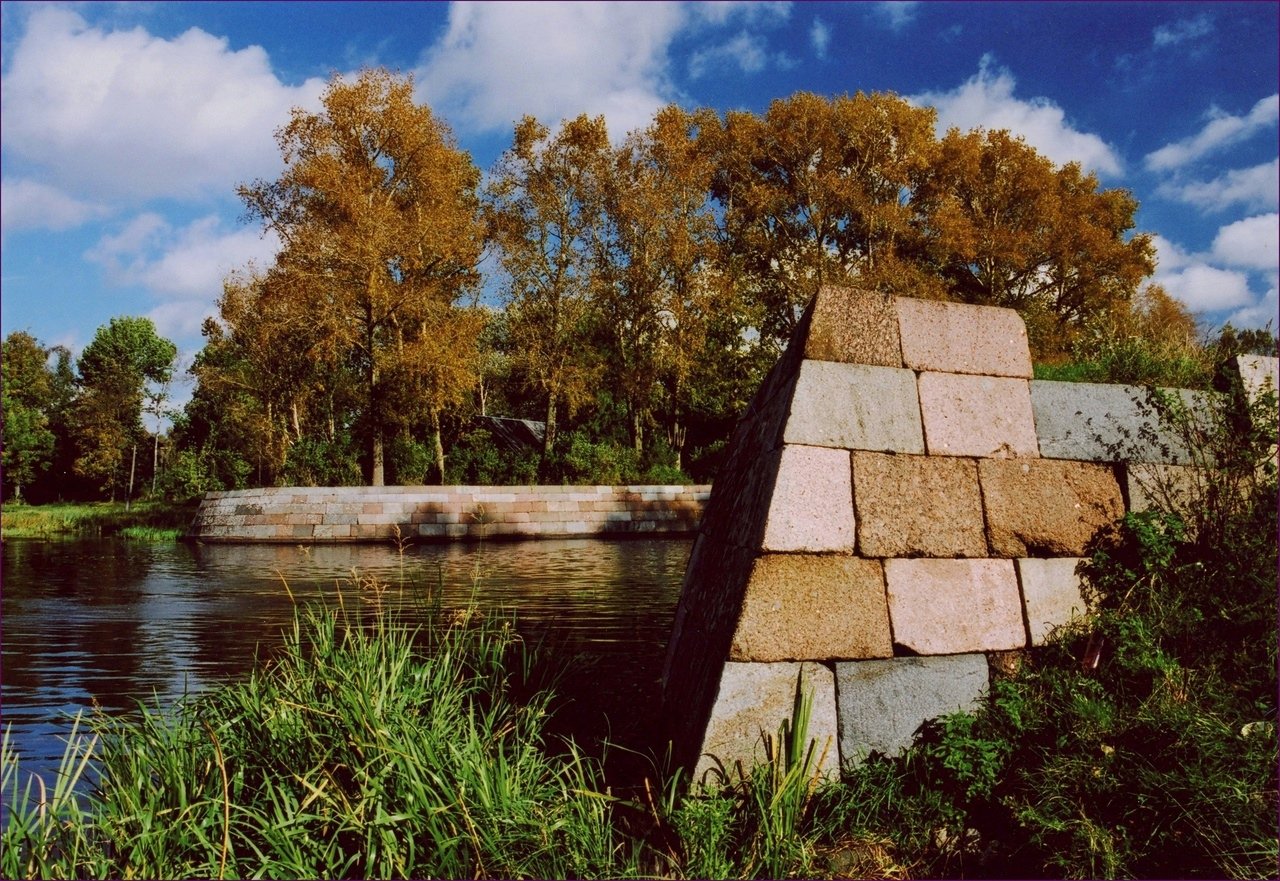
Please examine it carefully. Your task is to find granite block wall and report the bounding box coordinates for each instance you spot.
[187,484,709,542]
[661,286,1279,781]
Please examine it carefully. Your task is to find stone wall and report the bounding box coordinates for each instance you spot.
[187,484,709,542]
[661,286,1278,780]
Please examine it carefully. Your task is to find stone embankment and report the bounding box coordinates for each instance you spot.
[187,484,709,543]
[661,286,1279,780]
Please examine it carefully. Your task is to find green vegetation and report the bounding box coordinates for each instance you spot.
[0,501,195,540]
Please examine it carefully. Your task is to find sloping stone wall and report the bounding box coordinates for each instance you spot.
[661,286,1278,780]
[187,484,709,542]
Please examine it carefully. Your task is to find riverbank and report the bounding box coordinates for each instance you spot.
[0,501,197,540]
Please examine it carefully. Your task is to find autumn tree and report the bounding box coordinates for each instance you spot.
[705,91,941,347]
[595,105,734,464]
[1,332,57,501]
[71,317,176,500]
[484,114,612,471]
[238,68,485,486]
[914,128,1155,358]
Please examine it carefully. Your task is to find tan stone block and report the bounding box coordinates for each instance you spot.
[897,297,1032,377]
[730,555,892,662]
[1017,557,1089,645]
[852,453,986,557]
[761,445,855,553]
[803,286,903,366]
[884,558,1026,654]
[980,459,1124,556]
[695,661,840,783]
[919,373,1039,458]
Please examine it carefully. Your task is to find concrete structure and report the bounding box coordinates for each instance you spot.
[661,286,1278,780]
[187,484,709,542]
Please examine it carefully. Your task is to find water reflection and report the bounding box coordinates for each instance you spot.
[2,537,690,789]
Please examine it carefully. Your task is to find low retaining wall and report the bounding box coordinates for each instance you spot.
[187,485,710,543]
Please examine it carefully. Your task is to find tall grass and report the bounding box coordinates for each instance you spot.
[2,585,641,879]
[0,501,195,539]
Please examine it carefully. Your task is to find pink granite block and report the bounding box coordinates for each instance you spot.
[1017,557,1089,645]
[897,298,1032,377]
[761,444,856,553]
[731,555,892,662]
[918,373,1039,458]
[884,558,1026,654]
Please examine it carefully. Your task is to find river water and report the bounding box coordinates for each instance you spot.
[1,536,692,792]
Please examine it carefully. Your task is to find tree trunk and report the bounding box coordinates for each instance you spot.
[631,406,644,456]
[541,387,559,480]
[152,432,160,495]
[370,431,385,487]
[126,443,137,511]
[431,410,446,484]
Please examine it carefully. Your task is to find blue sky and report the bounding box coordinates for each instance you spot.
[2,1,1277,388]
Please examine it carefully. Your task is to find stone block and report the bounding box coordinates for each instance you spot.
[897,297,1032,377]
[1017,557,1089,645]
[1234,354,1279,405]
[1125,462,1202,517]
[884,558,1025,654]
[1030,380,1215,464]
[918,373,1039,458]
[695,661,840,783]
[852,453,986,557]
[836,654,989,765]
[730,555,892,662]
[784,361,925,453]
[803,287,903,366]
[980,459,1124,556]
[761,445,855,553]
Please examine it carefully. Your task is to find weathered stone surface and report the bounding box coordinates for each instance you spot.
[1030,380,1216,464]
[1234,354,1279,405]
[852,452,986,557]
[1017,557,1088,645]
[803,287,903,366]
[784,361,924,453]
[761,445,855,553]
[835,654,988,765]
[730,555,891,662]
[980,459,1124,556]
[918,373,1039,458]
[884,558,1026,654]
[695,661,840,782]
[897,298,1032,378]
[1125,462,1202,517]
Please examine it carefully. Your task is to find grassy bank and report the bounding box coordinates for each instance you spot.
[0,501,196,540]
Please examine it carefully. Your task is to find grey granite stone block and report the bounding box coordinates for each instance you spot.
[784,361,924,453]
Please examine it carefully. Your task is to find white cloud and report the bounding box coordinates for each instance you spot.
[1211,213,1280,271]
[1157,159,1279,213]
[872,2,919,31]
[689,32,768,79]
[810,17,830,59]
[1157,263,1255,313]
[416,2,688,139]
[1226,280,1278,330]
[0,7,326,203]
[911,57,1122,176]
[1144,94,1279,172]
[1153,15,1213,48]
[0,177,109,234]
[85,213,280,338]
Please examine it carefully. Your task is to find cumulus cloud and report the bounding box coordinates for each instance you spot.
[1144,94,1279,172]
[1226,281,1279,330]
[1157,159,1279,213]
[85,213,280,338]
[1211,213,1280,271]
[0,6,326,203]
[417,2,687,139]
[1152,230,1272,316]
[689,32,769,79]
[0,177,109,234]
[872,2,919,31]
[911,56,1122,176]
[416,1,791,139]
[810,17,831,59]
[1153,15,1213,48]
